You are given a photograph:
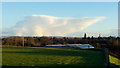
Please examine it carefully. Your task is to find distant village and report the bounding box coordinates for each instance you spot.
[1,33,120,59]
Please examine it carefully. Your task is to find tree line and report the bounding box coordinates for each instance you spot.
[1,36,120,58]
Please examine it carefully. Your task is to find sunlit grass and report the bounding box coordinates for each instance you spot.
[109,55,120,66]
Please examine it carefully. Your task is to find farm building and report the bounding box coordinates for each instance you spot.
[45,45,68,47]
[45,44,94,49]
[67,44,94,49]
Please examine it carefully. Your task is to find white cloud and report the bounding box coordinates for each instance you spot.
[2,15,106,36]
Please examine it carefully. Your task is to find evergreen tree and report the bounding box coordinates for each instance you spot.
[83,33,87,39]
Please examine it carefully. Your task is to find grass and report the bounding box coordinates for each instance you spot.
[110,55,120,66]
[109,55,120,68]
[0,47,1,66]
[1,46,106,67]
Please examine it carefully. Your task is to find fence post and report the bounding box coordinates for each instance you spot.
[103,48,110,68]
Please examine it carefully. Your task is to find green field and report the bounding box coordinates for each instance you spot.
[2,47,106,67]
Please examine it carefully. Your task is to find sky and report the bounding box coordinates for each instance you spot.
[1,0,119,2]
[1,2,118,37]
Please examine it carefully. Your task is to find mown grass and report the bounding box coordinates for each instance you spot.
[1,47,106,67]
[109,55,120,68]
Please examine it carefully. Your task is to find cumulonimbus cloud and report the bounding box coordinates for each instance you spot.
[3,15,106,36]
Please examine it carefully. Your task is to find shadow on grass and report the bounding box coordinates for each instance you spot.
[2,47,104,57]
[2,47,106,68]
[110,63,120,68]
